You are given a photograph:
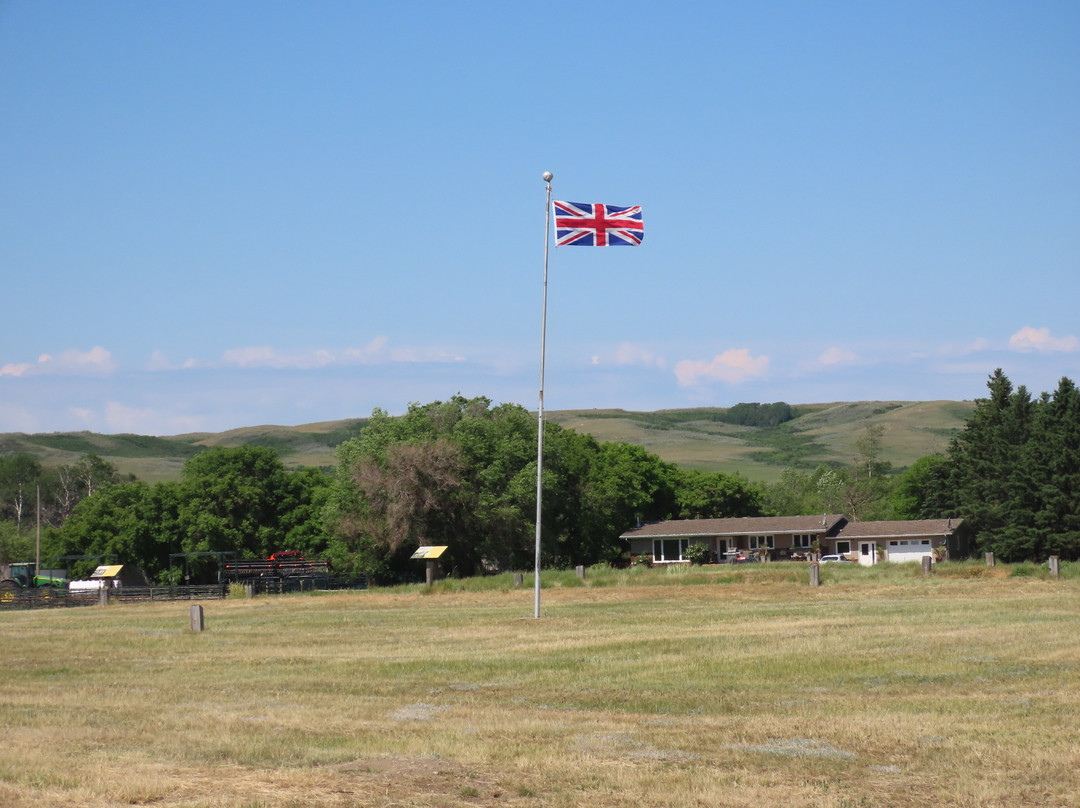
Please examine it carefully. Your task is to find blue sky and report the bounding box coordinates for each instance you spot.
[2,1,1078,435]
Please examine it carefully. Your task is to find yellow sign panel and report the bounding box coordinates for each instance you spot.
[410,546,448,560]
[90,565,124,579]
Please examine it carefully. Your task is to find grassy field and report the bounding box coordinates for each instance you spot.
[2,563,1077,808]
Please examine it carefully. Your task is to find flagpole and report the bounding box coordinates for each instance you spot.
[535,170,553,619]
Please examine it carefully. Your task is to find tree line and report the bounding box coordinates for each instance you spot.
[1,397,764,583]
[2,376,1078,581]
[919,369,1080,561]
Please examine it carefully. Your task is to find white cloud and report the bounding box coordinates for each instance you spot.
[1,347,116,377]
[344,336,390,363]
[1008,326,1080,353]
[818,346,856,366]
[220,346,336,370]
[674,349,770,386]
[591,342,667,369]
[218,338,466,371]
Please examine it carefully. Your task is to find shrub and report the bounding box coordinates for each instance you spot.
[683,543,713,566]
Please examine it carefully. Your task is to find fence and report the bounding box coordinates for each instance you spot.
[0,584,228,610]
[0,577,369,611]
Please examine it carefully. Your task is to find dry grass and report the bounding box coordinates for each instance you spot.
[2,572,1078,807]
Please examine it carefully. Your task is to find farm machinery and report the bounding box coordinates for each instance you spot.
[0,562,69,601]
[222,551,331,589]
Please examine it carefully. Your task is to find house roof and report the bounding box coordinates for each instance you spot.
[833,519,964,540]
[620,514,847,540]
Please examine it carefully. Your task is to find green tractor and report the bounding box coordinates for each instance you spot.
[0,562,69,601]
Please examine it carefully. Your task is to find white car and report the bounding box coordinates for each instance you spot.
[819,554,852,564]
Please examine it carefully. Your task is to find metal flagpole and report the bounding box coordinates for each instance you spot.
[535,170,553,619]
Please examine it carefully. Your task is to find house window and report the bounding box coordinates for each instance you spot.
[653,538,686,562]
[793,534,814,548]
[749,535,774,550]
[835,541,851,554]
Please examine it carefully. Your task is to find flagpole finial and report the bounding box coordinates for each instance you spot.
[542,171,553,182]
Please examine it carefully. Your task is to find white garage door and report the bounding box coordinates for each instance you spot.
[887,539,933,562]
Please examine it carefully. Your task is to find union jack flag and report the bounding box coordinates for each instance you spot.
[553,201,644,247]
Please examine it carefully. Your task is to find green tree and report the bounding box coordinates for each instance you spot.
[922,369,1065,560]
[672,468,762,520]
[48,482,164,580]
[888,455,946,520]
[176,446,316,561]
[0,453,42,532]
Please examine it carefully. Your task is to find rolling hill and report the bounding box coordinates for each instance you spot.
[0,400,973,484]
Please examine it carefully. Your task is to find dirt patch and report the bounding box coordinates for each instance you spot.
[327,756,537,806]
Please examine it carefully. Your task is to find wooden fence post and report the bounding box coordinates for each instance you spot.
[985,552,995,567]
[575,565,585,580]
[808,563,821,587]
[190,604,205,632]
[98,586,110,607]
[921,556,933,576]
[1049,556,1060,578]
[513,573,523,587]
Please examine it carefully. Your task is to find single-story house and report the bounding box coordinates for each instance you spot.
[620,515,967,565]
[832,519,969,566]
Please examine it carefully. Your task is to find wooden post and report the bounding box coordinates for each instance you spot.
[426,560,434,587]
[513,573,523,587]
[98,586,110,607]
[985,552,995,567]
[808,563,821,587]
[244,583,254,599]
[921,556,932,576]
[575,565,585,580]
[1049,556,1060,578]
[190,604,205,632]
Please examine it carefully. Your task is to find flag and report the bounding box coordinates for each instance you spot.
[553,200,644,247]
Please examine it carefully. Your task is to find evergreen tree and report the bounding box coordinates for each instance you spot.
[923,369,1080,561]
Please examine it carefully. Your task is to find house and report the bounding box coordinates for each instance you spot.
[620,515,967,565]
[621,515,847,563]
[831,519,968,566]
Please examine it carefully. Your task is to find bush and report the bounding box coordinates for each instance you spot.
[633,554,653,568]
[683,543,713,566]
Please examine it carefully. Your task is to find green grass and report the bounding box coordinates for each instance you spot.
[2,565,1075,807]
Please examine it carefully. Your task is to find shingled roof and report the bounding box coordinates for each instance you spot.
[833,519,964,540]
[620,514,847,540]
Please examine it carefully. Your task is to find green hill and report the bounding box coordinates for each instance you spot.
[0,400,972,484]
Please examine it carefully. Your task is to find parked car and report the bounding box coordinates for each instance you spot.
[819,554,852,563]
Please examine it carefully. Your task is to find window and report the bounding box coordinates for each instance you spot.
[835,541,850,554]
[793,534,814,548]
[653,538,686,562]
[749,535,774,550]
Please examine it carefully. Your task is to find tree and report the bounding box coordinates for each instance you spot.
[0,454,42,532]
[888,455,946,520]
[49,482,161,580]
[327,397,538,578]
[672,469,762,520]
[176,446,317,562]
[921,369,1080,561]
